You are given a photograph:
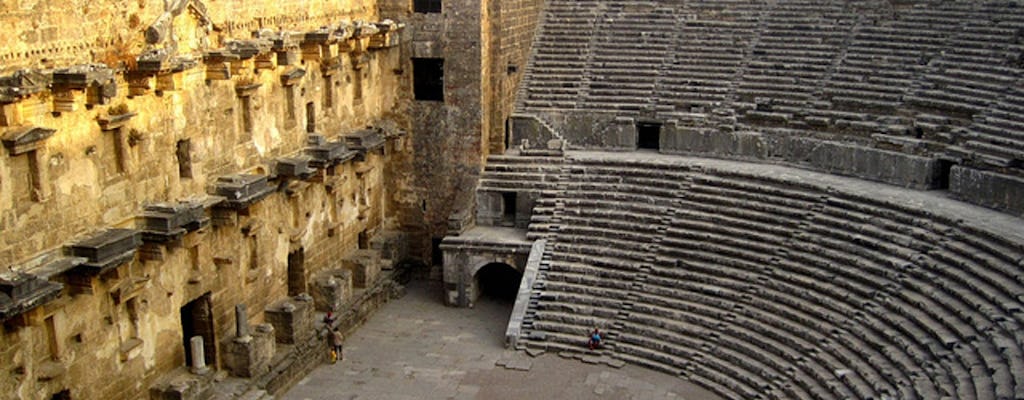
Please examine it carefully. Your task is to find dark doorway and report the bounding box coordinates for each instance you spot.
[476,263,522,303]
[431,237,443,266]
[637,122,662,150]
[180,293,216,369]
[933,160,955,190]
[501,192,517,225]
[287,248,306,296]
[50,390,71,400]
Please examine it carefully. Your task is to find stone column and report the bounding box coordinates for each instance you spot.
[190,336,210,375]
[235,304,251,342]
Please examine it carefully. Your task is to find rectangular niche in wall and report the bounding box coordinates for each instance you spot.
[501,191,517,225]
[414,0,441,13]
[637,121,662,151]
[412,58,444,101]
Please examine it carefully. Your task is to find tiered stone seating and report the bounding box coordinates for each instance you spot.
[519,0,601,110]
[960,87,1024,167]
[906,3,1020,119]
[517,0,1024,176]
[582,2,676,114]
[514,153,1024,400]
[735,0,852,123]
[520,156,690,354]
[477,154,564,193]
[656,0,760,117]
[814,2,936,132]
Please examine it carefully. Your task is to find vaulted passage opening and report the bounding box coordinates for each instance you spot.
[180,293,216,369]
[475,263,521,303]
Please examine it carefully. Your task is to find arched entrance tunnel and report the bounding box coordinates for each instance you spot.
[474,262,522,303]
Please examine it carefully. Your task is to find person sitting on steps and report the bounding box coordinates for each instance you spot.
[588,327,602,350]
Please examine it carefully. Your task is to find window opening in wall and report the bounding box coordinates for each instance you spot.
[44,315,60,359]
[125,297,140,339]
[637,122,662,151]
[180,293,215,368]
[414,0,442,13]
[188,244,201,271]
[10,152,36,204]
[176,139,192,179]
[412,58,444,101]
[107,128,128,174]
[287,248,306,296]
[240,96,254,136]
[353,72,363,101]
[501,191,517,225]
[324,78,334,110]
[306,102,316,133]
[431,237,443,266]
[248,236,259,272]
[285,86,297,128]
[50,390,71,400]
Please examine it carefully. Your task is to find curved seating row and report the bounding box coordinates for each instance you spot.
[519,0,1024,169]
[514,153,1024,400]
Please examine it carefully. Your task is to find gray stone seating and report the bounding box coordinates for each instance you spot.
[527,197,559,240]
[538,280,629,313]
[635,273,870,399]
[682,186,811,220]
[478,155,562,191]
[559,199,665,224]
[558,207,663,233]
[556,225,654,250]
[520,0,1024,161]
[622,318,727,369]
[786,241,1011,394]
[540,263,634,292]
[547,248,643,272]
[962,90,1024,165]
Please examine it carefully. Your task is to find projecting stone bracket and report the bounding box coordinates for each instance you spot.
[51,64,117,111]
[305,134,357,169]
[139,200,211,244]
[2,125,55,155]
[66,228,143,276]
[0,271,63,323]
[208,174,276,210]
[0,69,50,104]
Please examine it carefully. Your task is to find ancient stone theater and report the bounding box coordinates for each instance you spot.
[2,0,1024,399]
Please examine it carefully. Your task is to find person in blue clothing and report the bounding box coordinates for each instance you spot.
[588,327,602,350]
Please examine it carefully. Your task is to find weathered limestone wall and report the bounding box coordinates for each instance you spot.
[0,0,379,75]
[0,1,414,399]
[493,0,543,153]
[380,0,542,263]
